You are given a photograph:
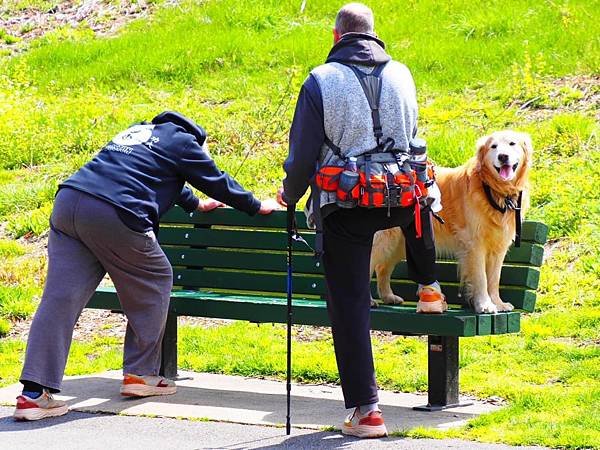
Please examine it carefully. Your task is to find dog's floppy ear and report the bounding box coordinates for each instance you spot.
[519,132,533,166]
[475,134,492,170]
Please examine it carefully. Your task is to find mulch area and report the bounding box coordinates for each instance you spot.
[0,0,175,55]
[7,308,239,342]
[514,75,599,121]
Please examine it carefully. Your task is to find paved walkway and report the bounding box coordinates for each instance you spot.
[0,371,549,449]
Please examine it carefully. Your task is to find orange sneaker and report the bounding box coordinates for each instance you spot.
[416,284,448,314]
[120,374,177,397]
[341,408,388,438]
[13,390,68,421]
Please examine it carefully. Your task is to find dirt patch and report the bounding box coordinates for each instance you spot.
[8,311,405,344]
[0,0,175,55]
[8,308,236,341]
[514,75,599,122]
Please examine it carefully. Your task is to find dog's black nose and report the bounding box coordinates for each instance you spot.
[498,153,509,163]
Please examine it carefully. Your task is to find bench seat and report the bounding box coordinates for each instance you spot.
[89,287,521,337]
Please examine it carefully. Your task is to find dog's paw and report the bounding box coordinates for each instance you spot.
[381,293,404,305]
[496,301,514,312]
[473,297,498,314]
[370,297,380,308]
[491,295,515,312]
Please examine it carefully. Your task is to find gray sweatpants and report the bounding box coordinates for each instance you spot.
[20,188,173,391]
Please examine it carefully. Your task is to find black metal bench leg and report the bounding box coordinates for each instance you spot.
[413,335,473,411]
[159,313,178,379]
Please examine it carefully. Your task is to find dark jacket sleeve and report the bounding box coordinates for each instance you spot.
[179,143,261,215]
[176,186,200,212]
[282,74,324,205]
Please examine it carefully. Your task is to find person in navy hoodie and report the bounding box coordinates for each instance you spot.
[13,111,280,421]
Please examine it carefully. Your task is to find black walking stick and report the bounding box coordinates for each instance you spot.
[285,204,295,435]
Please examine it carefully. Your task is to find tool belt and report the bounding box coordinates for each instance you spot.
[316,152,434,209]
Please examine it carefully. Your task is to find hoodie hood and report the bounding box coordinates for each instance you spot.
[326,32,391,66]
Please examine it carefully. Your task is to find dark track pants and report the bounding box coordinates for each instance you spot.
[322,207,436,409]
[20,188,173,392]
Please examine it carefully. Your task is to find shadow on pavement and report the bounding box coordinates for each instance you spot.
[1,374,478,437]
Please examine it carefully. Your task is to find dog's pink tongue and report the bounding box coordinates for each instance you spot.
[499,165,513,180]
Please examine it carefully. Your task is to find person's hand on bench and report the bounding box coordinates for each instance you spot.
[197,198,225,212]
[196,198,281,214]
[258,198,282,215]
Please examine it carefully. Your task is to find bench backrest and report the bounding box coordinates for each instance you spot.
[159,207,548,312]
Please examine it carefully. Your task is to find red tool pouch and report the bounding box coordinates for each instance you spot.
[315,166,344,192]
[357,159,420,209]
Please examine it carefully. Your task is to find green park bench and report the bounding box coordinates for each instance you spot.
[86,206,548,410]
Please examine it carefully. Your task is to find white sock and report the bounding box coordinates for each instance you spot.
[358,402,379,415]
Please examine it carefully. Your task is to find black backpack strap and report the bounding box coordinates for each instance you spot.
[514,191,523,247]
[364,153,373,206]
[324,136,344,159]
[345,63,388,146]
[309,184,324,259]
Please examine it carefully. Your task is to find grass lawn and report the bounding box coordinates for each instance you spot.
[0,0,598,448]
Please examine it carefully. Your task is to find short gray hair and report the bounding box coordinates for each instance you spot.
[334,3,374,36]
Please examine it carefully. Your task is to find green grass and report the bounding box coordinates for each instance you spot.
[0,0,598,170]
[0,337,122,389]
[0,285,38,320]
[0,0,598,447]
[0,240,45,336]
[0,239,25,257]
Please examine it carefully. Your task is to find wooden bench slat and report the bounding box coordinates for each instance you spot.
[164,247,321,273]
[505,243,544,267]
[492,314,508,334]
[87,287,522,337]
[170,268,536,312]
[161,208,549,245]
[173,268,326,296]
[163,247,540,288]
[161,207,311,230]
[474,314,492,335]
[159,227,310,253]
[160,227,544,266]
[520,221,549,245]
[388,262,539,290]
[507,313,521,333]
[163,246,539,289]
[89,288,523,337]
[386,281,536,312]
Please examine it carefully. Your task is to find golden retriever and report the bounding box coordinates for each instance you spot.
[370,130,532,313]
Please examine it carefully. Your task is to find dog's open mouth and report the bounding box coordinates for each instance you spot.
[495,163,519,180]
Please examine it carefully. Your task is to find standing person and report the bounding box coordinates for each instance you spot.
[277,4,446,438]
[14,111,280,421]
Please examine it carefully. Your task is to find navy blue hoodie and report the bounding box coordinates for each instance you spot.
[61,112,261,233]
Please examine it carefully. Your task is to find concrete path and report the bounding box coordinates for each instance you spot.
[0,370,492,431]
[0,371,549,449]
[0,405,549,450]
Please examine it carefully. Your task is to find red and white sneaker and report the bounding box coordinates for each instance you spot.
[341,408,388,438]
[120,374,177,397]
[416,284,448,314]
[13,390,68,421]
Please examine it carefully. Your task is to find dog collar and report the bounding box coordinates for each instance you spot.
[483,184,523,247]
